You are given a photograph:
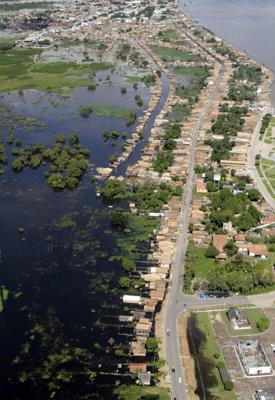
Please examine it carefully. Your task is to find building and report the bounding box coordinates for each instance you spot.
[256,388,275,400]
[237,340,272,375]
[227,309,251,330]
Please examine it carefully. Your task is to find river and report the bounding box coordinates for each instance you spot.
[179,0,275,73]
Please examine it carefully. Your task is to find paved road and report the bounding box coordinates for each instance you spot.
[246,104,275,209]
[165,63,226,400]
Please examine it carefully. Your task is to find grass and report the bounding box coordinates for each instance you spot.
[196,247,215,279]
[255,258,272,273]
[173,66,206,76]
[195,313,237,399]
[150,45,202,62]
[265,167,275,178]
[262,179,275,198]
[256,165,263,178]
[92,105,138,117]
[220,308,269,336]
[0,48,114,93]
[121,75,142,82]
[160,29,178,40]
[114,385,170,400]
[261,158,275,166]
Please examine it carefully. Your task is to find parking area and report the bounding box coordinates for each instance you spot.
[209,308,275,400]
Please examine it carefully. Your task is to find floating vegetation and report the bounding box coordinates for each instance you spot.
[0,285,9,312]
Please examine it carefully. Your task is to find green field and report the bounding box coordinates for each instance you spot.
[0,48,114,93]
[220,308,269,336]
[150,45,202,62]
[196,247,215,279]
[261,158,275,166]
[114,384,170,400]
[159,29,178,40]
[195,313,237,399]
[173,66,206,76]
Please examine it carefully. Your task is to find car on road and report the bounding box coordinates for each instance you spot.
[167,329,170,337]
[172,366,175,372]
[178,377,182,383]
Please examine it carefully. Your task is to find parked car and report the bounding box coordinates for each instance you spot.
[167,329,170,337]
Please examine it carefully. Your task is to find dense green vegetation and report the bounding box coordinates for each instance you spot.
[101,179,182,212]
[183,240,198,291]
[191,313,237,399]
[10,134,90,189]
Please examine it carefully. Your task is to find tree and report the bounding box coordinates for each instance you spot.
[257,317,270,332]
[55,134,66,143]
[223,242,238,257]
[206,181,217,192]
[12,158,24,170]
[47,173,65,189]
[111,211,128,226]
[146,337,160,354]
[119,277,131,288]
[121,87,127,93]
[224,381,234,391]
[121,259,136,272]
[200,204,207,212]
[205,245,220,258]
[69,133,79,144]
[115,350,124,356]
[248,188,261,201]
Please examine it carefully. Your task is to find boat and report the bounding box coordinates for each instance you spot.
[96,191,101,198]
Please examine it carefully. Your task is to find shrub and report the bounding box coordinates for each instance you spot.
[224,381,234,391]
[121,87,127,93]
[214,353,220,359]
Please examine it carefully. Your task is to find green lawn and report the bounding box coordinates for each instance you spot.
[255,258,272,273]
[256,165,263,178]
[114,385,170,400]
[196,247,215,279]
[261,158,275,166]
[150,45,202,62]
[195,313,237,400]
[160,29,178,40]
[220,308,269,336]
[173,66,206,76]
[262,179,275,198]
[262,164,271,171]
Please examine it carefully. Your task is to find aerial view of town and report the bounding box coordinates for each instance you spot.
[0,0,275,399]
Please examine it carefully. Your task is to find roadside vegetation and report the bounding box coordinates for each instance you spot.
[189,312,237,399]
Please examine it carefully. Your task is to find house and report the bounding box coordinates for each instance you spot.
[256,388,275,400]
[196,181,207,193]
[138,371,151,386]
[248,244,268,259]
[213,234,227,254]
[129,363,147,373]
[223,221,232,231]
[234,233,246,243]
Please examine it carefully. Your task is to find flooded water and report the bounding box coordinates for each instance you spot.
[0,59,170,399]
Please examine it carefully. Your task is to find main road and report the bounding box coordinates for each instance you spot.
[163,62,248,400]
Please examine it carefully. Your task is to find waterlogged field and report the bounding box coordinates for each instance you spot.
[0,46,165,399]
